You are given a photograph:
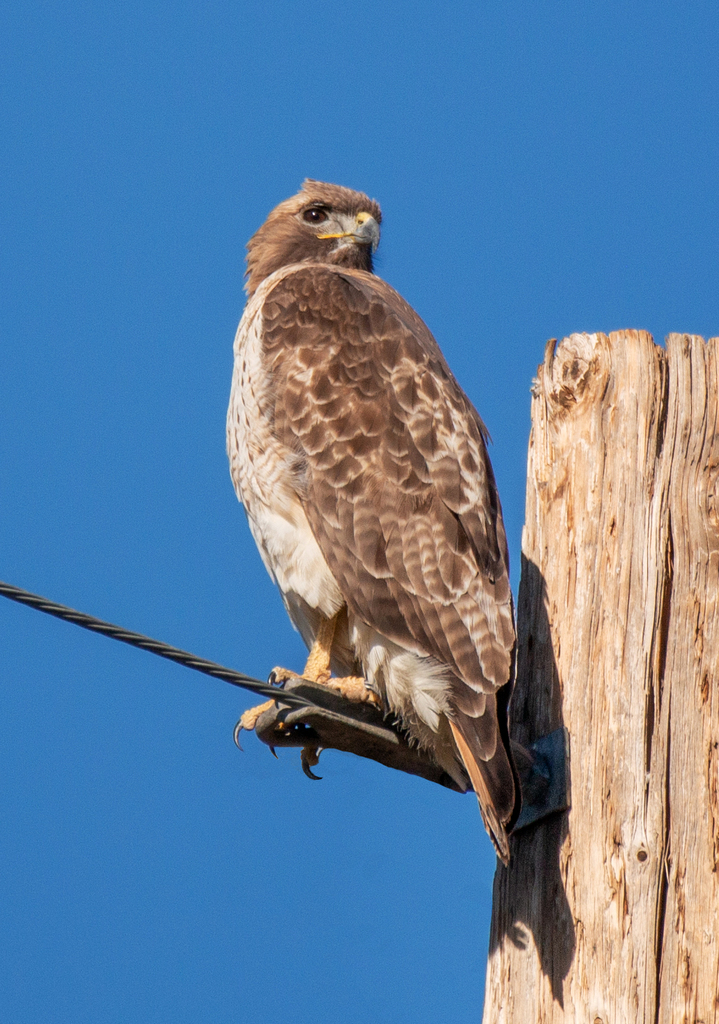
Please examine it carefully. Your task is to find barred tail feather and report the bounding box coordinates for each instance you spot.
[450,716,517,864]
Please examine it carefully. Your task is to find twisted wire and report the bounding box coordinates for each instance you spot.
[0,579,312,709]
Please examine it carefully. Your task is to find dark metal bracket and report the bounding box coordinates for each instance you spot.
[511,727,571,832]
[253,677,465,791]
[252,677,571,831]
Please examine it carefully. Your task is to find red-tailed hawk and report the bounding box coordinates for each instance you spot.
[227,180,519,859]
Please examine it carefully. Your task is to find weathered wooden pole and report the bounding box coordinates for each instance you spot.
[483,332,719,1023]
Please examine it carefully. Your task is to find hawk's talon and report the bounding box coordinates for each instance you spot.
[233,698,277,750]
[302,745,323,780]
[268,666,302,688]
[233,718,245,750]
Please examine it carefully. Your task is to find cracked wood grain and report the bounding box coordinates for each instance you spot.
[482,331,719,1024]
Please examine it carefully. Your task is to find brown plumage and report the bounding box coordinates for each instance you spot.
[227,179,519,859]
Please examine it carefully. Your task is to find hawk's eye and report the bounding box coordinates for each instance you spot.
[303,207,329,224]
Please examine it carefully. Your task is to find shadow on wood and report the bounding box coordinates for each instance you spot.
[490,557,575,1006]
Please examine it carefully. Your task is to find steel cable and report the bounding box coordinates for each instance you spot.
[0,579,313,709]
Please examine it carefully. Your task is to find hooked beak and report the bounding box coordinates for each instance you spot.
[318,212,380,253]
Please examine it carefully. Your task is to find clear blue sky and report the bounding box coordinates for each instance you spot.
[1,2,717,1021]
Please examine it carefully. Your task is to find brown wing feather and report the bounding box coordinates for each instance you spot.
[262,265,518,845]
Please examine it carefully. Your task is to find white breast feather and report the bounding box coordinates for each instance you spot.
[226,272,344,626]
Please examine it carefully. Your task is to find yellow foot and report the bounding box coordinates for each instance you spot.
[324,675,382,707]
[233,666,302,750]
[272,666,381,707]
[233,666,381,766]
[233,699,276,750]
[267,666,303,686]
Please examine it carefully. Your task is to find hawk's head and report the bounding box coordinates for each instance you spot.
[245,180,382,295]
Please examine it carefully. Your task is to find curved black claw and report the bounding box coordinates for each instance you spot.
[235,715,279,757]
[233,719,244,751]
[268,667,303,689]
[301,745,323,781]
